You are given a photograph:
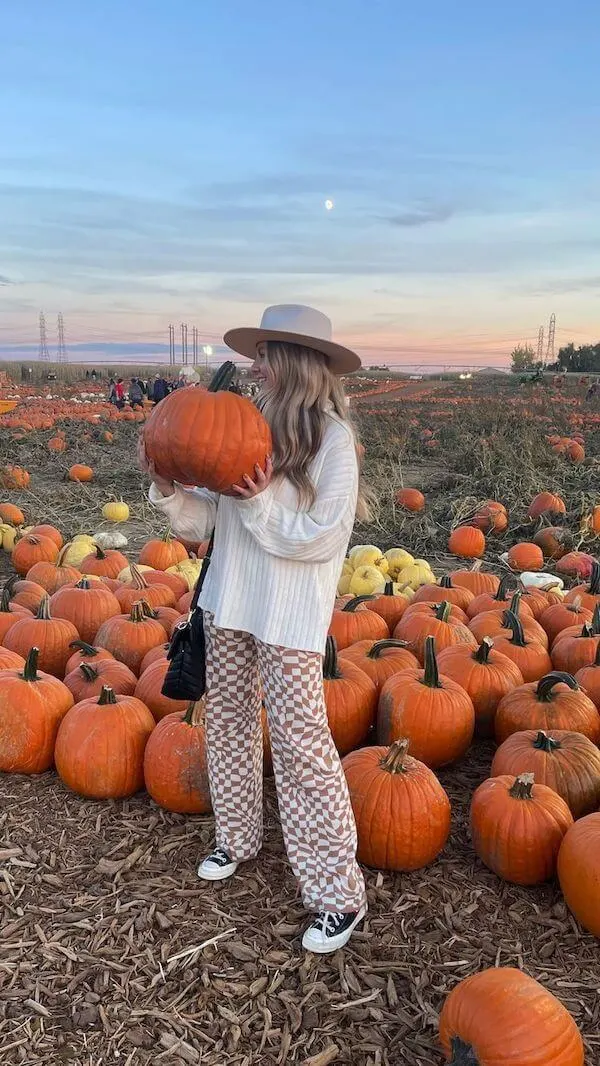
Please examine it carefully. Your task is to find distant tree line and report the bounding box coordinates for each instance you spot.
[510,341,600,375]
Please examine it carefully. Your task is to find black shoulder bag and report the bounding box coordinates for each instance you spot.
[161,532,214,701]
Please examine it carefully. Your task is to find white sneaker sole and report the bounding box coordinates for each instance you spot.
[197,860,239,882]
[302,907,367,954]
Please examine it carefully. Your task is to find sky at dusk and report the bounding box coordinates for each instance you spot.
[2,0,600,368]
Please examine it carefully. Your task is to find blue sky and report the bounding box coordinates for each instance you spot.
[1,0,600,366]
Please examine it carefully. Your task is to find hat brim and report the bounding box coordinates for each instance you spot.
[223,327,361,375]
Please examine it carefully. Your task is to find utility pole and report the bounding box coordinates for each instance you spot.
[546,313,556,366]
[168,324,175,366]
[38,312,50,360]
[181,323,188,366]
[536,325,544,365]
[57,313,68,363]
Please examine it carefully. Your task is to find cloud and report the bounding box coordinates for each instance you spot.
[387,204,455,227]
[0,274,13,285]
[523,276,600,296]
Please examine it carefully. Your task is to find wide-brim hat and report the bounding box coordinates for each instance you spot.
[223,304,361,375]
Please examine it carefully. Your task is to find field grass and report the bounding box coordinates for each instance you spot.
[0,375,598,1066]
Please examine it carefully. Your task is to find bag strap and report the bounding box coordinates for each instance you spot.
[188,531,214,613]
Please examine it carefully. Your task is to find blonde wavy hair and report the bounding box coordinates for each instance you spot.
[256,341,373,522]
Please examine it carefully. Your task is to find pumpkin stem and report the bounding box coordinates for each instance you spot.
[367,639,411,660]
[129,564,149,591]
[35,594,52,621]
[440,575,453,589]
[504,610,527,647]
[130,601,148,623]
[342,595,375,613]
[21,646,41,682]
[323,636,342,680]
[79,663,99,682]
[448,1037,480,1066]
[68,640,101,657]
[94,546,107,560]
[536,672,579,701]
[494,574,513,601]
[421,636,442,688]
[594,642,600,667]
[434,601,452,623]
[183,701,200,725]
[139,600,158,619]
[588,561,600,595]
[507,590,523,616]
[75,578,93,590]
[383,580,394,597]
[509,772,535,799]
[97,685,117,705]
[55,545,70,567]
[379,738,410,774]
[474,637,493,664]
[0,585,11,612]
[592,602,600,634]
[208,361,237,393]
[533,730,561,753]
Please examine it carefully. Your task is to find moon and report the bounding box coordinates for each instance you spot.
[325,199,334,211]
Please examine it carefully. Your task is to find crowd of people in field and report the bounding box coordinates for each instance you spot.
[104,371,259,409]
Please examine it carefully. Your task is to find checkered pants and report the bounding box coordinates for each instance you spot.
[203,613,367,914]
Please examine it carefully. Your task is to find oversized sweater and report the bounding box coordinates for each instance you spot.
[148,412,358,655]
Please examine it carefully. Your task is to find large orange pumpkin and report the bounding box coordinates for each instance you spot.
[471,499,508,533]
[11,533,59,578]
[143,361,272,493]
[575,645,600,708]
[328,595,389,650]
[394,487,425,512]
[0,648,26,670]
[138,533,188,571]
[55,685,155,798]
[448,526,485,559]
[366,581,411,630]
[377,636,475,767]
[0,502,25,525]
[7,578,46,613]
[322,636,378,755]
[540,599,593,646]
[94,601,168,675]
[342,739,451,870]
[436,638,524,737]
[64,640,115,676]
[338,638,419,695]
[0,585,31,642]
[114,565,176,612]
[495,672,600,745]
[551,609,600,673]
[558,813,600,939]
[507,542,544,573]
[470,771,573,885]
[80,546,129,580]
[3,595,79,677]
[394,600,477,664]
[134,657,189,721]
[450,563,500,597]
[412,575,474,612]
[565,561,600,612]
[26,547,81,595]
[68,464,94,482]
[0,648,74,773]
[63,658,138,701]
[468,593,548,648]
[492,611,553,682]
[527,491,567,520]
[28,524,63,549]
[439,967,584,1066]
[0,465,30,489]
[143,700,211,814]
[50,577,121,644]
[491,729,600,819]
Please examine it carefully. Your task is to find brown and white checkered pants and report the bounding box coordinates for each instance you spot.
[203,613,367,914]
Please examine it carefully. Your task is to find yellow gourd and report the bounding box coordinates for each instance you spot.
[337,571,353,595]
[167,557,203,590]
[383,547,415,578]
[61,536,97,567]
[349,564,387,596]
[397,560,434,590]
[102,500,130,523]
[116,564,154,584]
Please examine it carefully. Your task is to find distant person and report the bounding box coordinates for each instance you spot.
[586,381,599,401]
[175,373,187,389]
[91,369,97,381]
[151,374,169,404]
[85,370,90,380]
[108,377,116,403]
[114,378,125,409]
[129,378,144,408]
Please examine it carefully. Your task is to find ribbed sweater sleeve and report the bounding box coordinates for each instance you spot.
[235,429,357,564]
[148,482,218,541]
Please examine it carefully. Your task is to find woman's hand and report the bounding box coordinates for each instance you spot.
[137,434,175,497]
[232,456,273,499]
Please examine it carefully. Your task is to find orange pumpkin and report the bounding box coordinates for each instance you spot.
[507,542,544,572]
[495,672,600,745]
[533,525,573,561]
[143,701,211,814]
[492,611,553,682]
[63,658,138,701]
[377,636,475,767]
[551,609,600,673]
[94,601,168,675]
[342,739,451,870]
[3,595,79,677]
[139,643,170,674]
[0,648,74,773]
[436,638,524,737]
[138,533,188,571]
[28,524,63,549]
[68,464,94,482]
[439,967,584,1066]
[26,547,81,595]
[54,685,155,798]
[450,563,500,597]
[338,638,419,695]
[540,599,593,646]
[448,526,485,559]
[64,640,116,676]
[143,362,272,493]
[80,545,129,580]
[114,564,176,612]
[367,581,411,630]
[0,585,31,642]
[575,645,600,708]
[412,575,474,612]
[558,813,600,939]
[470,772,573,885]
[0,647,26,670]
[322,636,378,755]
[134,657,189,721]
[328,596,389,651]
[394,487,425,512]
[528,491,567,520]
[491,729,600,819]
[468,593,548,648]
[11,533,59,578]
[0,465,30,489]
[394,600,477,665]
[50,577,121,645]
[0,502,24,525]
[471,499,508,533]
[565,561,600,612]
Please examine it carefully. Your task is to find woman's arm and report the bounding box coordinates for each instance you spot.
[148,483,218,542]
[235,429,357,564]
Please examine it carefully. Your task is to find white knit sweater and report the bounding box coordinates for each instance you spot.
[148,412,358,655]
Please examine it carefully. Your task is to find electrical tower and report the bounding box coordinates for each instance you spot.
[181,323,188,365]
[536,325,544,364]
[57,313,68,363]
[546,313,556,366]
[168,324,175,365]
[38,312,50,360]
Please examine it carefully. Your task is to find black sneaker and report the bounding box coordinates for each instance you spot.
[302,907,367,954]
[197,847,238,882]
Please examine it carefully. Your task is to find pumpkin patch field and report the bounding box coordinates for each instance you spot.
[0,372,599,1066]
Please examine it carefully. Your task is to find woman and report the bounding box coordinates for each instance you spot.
[141,305,369,954]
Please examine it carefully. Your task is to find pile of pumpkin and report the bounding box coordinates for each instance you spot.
[327,549,600,945]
